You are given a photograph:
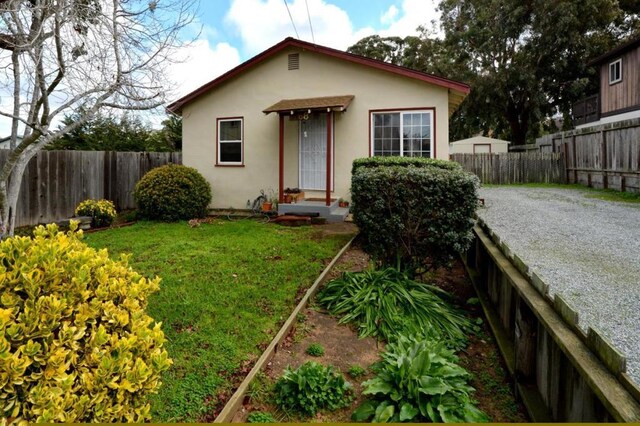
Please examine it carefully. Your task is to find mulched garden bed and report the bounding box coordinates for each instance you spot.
[227,240,528,423]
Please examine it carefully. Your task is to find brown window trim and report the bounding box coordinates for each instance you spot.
[216,116,245,166]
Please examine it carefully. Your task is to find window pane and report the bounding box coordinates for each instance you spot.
[220,120,241,141]
[220,142,241,162]
[392,138,400,153]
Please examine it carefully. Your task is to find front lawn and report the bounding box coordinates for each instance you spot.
[84,219,354,422]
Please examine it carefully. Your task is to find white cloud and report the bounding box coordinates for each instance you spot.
[166,39,242,100]
[379,0,441,38]
[380,5,399,25]
[225,0,375,55]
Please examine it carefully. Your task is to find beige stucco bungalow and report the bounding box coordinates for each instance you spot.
[167,38,469,219]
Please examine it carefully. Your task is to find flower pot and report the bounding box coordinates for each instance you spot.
[284,194,293,204]
[261,201,273,212]
[339,201,349,208]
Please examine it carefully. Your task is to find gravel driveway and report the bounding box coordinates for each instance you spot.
[477,186,640,385]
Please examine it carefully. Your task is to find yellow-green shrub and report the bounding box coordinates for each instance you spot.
[0,223,171,423]
[75,199,117,228]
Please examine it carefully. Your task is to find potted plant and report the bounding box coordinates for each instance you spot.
[284,187,304,203]
[338,198,349,208]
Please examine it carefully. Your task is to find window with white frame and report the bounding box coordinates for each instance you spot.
[217,118,243,164]
[371,110,433,157]
[609,58,622,85]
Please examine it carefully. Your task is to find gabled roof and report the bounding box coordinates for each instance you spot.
[167,37,470,115]
[588,36,640,66]
[450,136,510,145]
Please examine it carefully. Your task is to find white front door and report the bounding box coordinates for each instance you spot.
[299,113,332,190]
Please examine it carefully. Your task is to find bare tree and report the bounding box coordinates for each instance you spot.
[0,0,196,237]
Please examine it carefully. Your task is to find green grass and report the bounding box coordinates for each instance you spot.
[483,183,640,203]
[84,219,353,422]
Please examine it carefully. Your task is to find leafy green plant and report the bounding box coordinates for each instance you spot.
[348,365,367,379]
[247,411,276,423]
[0,223,171,422]
[351,159,478,272]
[134,164,212,221]
[353,334,488,423]
[274,362,353,416]
[317,267,472,346]
[306,343,325,357]
[75,198,117,227]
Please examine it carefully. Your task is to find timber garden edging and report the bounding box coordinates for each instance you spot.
[465,218,640,422]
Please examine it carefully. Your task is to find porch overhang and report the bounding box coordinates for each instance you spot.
[263,95,354,115]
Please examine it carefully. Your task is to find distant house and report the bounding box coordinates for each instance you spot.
[449,136,510,154]
[0,136,21,150]
[573,37,640,128]
[167,37,469,220]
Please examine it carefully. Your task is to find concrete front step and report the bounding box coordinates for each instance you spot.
[278,199,349,222]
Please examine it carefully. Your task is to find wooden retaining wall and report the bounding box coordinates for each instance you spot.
[0,150,182,227]
[536,118,640,193]
[451,153,566,185]
[465,220,640,422]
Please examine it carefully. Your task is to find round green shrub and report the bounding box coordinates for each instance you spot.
[351,162,479,272]
[75,198,117,228]
[0,223,172,422]
[134,164,212,221]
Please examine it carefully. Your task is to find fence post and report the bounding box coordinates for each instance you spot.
[601,130,608,189]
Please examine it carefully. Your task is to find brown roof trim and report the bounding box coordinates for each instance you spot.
[263,95,354,114]
[588,36,640,66]
[167,37,470,114]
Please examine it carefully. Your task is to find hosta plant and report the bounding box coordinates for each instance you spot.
[274,361,353,417]
[353,334,488,423]
[317,267,472,346]
[0,223,171,423]
[75,198,117,227]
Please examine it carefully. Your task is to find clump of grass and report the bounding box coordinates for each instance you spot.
[306,343,325,357]
[317,267,472,346]
[347,365,367,379]
[247,411,276,423]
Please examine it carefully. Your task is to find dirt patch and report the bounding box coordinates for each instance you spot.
[231,308,380,423]
[228,243,528,423]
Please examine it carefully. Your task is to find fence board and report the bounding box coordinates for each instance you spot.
[0,150,181,228]
[536,118,640,193]
[451,152,566,185]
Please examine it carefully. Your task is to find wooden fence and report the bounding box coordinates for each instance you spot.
[536,118,640,192]
[466,220,640,422]
[0,150,182,228]
[451,153,566,185]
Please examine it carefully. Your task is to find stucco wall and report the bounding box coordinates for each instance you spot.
[182,46,451,209]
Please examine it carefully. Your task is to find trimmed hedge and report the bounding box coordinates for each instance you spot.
[351,162,478,272]
[0,223,171,422]
[351,156,461,174]
[134,164,212,221]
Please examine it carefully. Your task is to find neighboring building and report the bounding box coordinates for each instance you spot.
[0,136,16,149]
[168,37,469,219]
[573,37,640,128]
[449,136,510,154]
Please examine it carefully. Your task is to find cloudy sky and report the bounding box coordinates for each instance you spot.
[168,0,440,101]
